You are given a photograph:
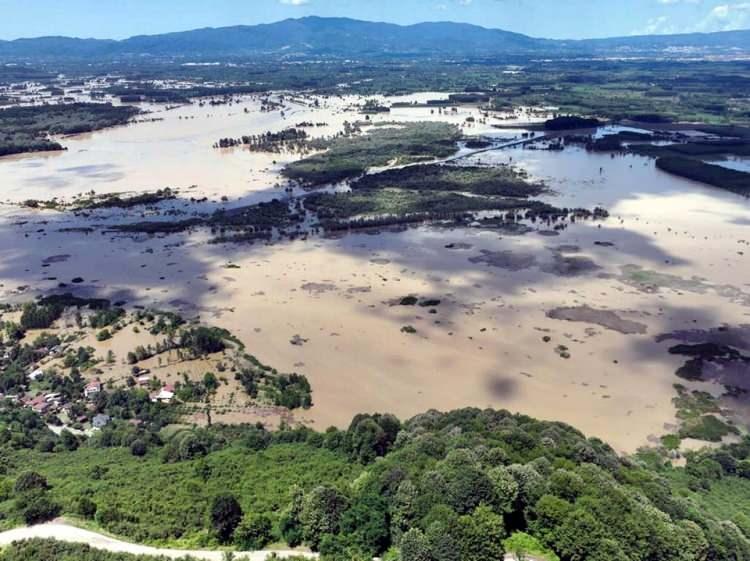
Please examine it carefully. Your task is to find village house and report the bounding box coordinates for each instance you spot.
[27,395,50,414]
[84,378,102,399]
[92,413,111,429]
[151,384,175,403]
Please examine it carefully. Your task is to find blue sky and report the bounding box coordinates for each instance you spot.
[1,0,749,40]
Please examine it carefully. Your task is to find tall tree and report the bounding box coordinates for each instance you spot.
[210,494,243,544]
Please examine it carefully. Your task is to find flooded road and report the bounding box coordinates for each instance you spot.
[0,94,747,453]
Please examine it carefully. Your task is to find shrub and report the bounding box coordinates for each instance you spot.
[0,479,12,502]
[90,307,125,328]
[14,472,50,493]
[738,460,750,479]
[679,415,739,442]
[17,491,61,525]
[234,513,273,550]
[95,505,122,527]
[96,329,112,342]
[269,373,312,409]
[130,440,147,457]
[76,496,98,519]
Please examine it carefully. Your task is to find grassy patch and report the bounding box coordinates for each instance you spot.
[352,164,545,197]
[303,160,547,229]
[672,385,721,421]
[504,532,560,561]
[282,122,460,185]
[306,188,529,222]
[678,415,739,442]
[660,434,681,451]
[0,444,358,546]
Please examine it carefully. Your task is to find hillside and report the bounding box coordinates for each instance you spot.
[2,406,750,560]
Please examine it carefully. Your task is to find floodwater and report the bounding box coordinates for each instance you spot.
[0,92,532,204]
[0,94,747,453]
[707,156,750,173]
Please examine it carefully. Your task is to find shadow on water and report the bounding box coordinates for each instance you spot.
[485,375,519,399]
[1,137,749,444]
[2,189,750,445]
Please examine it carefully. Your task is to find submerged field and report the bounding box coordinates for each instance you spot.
[0,92,748,458]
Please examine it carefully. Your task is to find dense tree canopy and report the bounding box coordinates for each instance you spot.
[2,407,750,560]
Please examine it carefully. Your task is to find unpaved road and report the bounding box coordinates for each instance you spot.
[0,522,317,560]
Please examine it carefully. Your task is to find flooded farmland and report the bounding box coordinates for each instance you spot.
[1,93,748,453]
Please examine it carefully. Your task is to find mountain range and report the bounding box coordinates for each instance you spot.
[1,16,749,60]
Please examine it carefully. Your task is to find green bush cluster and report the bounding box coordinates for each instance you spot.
[0,103,138,157]
[234,355,312,410]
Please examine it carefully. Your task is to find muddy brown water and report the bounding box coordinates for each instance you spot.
[1,97,748,453]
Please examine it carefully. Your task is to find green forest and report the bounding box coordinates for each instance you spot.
[2,406,750,560]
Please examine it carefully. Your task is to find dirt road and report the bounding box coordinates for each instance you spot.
[0,522,317,560]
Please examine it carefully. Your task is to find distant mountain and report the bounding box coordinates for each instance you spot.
[574,29,750,52]
[0,36,119,58]
[1,17,749,60]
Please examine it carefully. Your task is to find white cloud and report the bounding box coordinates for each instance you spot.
[634,15,679,34]
[636,1,750,34]
[279,0,309,6]
[694,2,750,31]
